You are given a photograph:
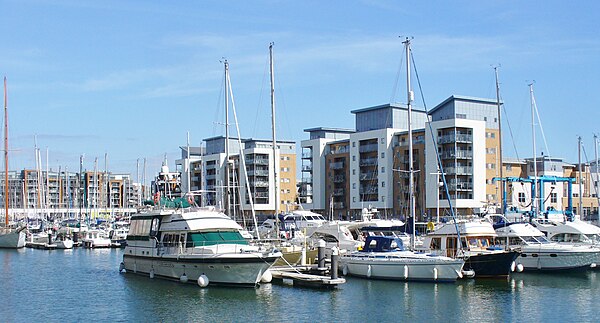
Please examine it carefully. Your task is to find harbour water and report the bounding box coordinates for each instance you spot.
[1,248,599,322]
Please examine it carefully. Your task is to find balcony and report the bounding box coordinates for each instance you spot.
[329,162,345,170]
[396,138,425,147]
[332,202,345,209]
[359,158,378,166]
[437,134,472,144]
[247,169,269,176]
[359,143,378,153]
[333,175,345,183]
[447,181,473,191]
[301,151,312,159]
[332,188,345,196]
[245,158,269,165]
[440,150,473,159]
[359,172,377,181]
[444,166,473,175]
[359,186,378,195]
[301,177,313,184]
[301,165,313,172]
[250,180,269,187]
[330,147,349,155]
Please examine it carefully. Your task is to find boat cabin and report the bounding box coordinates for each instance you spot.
[361,236,406,253]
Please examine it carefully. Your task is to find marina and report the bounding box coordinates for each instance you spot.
[2,247,600,322]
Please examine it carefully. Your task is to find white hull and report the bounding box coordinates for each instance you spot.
[341,253,464,282]
[55,239,74,249]
[0,228,26,248]
[83,238,111,248]
[518,245,599,271]
[123,253,278,286]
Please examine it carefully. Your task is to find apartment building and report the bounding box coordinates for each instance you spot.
[178,136,297,220]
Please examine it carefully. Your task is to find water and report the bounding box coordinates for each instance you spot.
[1,248,599,322]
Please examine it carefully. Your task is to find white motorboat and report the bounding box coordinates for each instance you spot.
[419,219,520,277]
[121,204,281,287]
[82,229,111,248]
[340,235,464,282]
[490,215,599,271]
[54,235,74,249]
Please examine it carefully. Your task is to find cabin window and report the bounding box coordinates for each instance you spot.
[430,237,441,250]
[150,218,160,237]
[129,219,152,236]
[187,231,248,247]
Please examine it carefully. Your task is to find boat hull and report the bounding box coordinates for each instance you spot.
[464,251,520,277]
[517,247,599,271]
[341,255,464,282]
[123,254,280,286]
[0,229,26,248]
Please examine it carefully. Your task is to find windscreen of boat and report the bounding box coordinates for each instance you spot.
[585,234,600,243]
[187,231,248,247]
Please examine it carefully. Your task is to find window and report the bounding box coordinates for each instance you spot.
[486,163,496,169]
[352,197,356,202]
[506,164,512,171]
[483,117,487,121]
[381,138,385,144]
[352,169,356,175]
[352,142,356,147]
[381,152,385,159]
[352,156,356,161]
[456,113,466,119]
[486,148,496,154]
[281,167,289,172]
[550,192,557,203]
[381,167,385,173]
[352,183,356,189]
[518,192,526,203]
[382,181,386,188]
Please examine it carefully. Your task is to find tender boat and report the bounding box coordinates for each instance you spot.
[0,226,26,249]
[121,204,281,287]
[419,219,520,277]
[340,235,465,282]
[490,215,599,271]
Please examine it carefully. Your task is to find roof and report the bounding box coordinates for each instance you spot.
[303,127,355,134]
[428,95,500,115]
[350,102,426,114]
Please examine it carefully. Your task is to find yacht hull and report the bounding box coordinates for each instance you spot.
[0,229,26,248]
[123,254,280,286]
[341,255,464,282]
[464,251,520,277]
[518,247,599,271]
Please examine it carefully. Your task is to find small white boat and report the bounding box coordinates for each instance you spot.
[54,235,74,249]
[0,226,26,249]
[340,236,465,282]
[82,229,111,248]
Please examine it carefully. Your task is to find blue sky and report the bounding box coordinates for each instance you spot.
[2,0,600,179]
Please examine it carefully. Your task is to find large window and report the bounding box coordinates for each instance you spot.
[518,192,526,203]
[186,231,248,247]
[129,219,152,236]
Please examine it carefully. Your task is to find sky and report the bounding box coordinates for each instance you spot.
[2,0,600,180]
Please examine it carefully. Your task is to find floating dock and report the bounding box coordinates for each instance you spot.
[269,266,345,288]
[25,242,57,250]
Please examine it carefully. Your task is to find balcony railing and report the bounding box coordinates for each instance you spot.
[301,165,313,171]
[301,152,312,159]
[333,175,345,183]
[359,158,378,166]
[437,133,472,144]
[359,172,377,180]
[441,150,473,159]
[245,158,269,165]
[330,147,349,155]
[332,188,345,196]
[359,144,378,153]
[359,186,378,195]
[444,166,473,175]
[329,162,345,170]
[332,202,345,209]
[301,177,313,184]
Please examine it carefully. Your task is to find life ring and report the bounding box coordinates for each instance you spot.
[153,192,160,204]
[426,221,435,232]
[187,196,194,205]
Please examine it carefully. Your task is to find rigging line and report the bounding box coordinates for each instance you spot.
[389,45,405,104]
[581,141,598,197]
[531,92,551,156]
[252,53,270,138]
[212,69,226,137]
[410,50,461,245]
[500,99,522,161]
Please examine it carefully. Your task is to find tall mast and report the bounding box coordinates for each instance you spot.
[403,37,416,249]
[186,131,191,197]
[529,83,537,218]
[578,136,583,219]
[3,77,8,226]
[595,134,599,216]
[270,43,279,218]
[494,67,505,213]
[224,60,230,214]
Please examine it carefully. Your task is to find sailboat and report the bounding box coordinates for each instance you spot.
[0,77,26,248]
[340,39,464,282]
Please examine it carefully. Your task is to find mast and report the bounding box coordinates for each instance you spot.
[494,67,505,214]
[224,60,230,215]
[3,77,8,226]
[529,83,537,218]
[269,42,280,238]
[578,136,583,219]
[594,135,600,218]
[186,131,191,197]
[403,37,416,249]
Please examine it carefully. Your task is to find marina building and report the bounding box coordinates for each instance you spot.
[175,136,297,222]
[299,95,600,221]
